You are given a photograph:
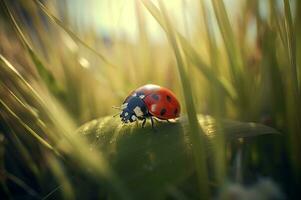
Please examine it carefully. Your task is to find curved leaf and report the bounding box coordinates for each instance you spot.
[77,115,279,199]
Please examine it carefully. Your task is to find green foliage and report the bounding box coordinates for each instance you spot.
[0,0,300,199]
[1,0,63,98]
[142,0,211,197]
[0,54,129,199]
[77,115,279,199]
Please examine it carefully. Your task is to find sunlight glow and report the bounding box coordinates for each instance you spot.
[67,0,204,42]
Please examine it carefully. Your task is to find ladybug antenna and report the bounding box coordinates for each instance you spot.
[113,112,120,117]
[112,106,122,110]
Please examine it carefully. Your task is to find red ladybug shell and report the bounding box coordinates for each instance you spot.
[130,84,181,120]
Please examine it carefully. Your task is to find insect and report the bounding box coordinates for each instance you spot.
[116,84,181,128]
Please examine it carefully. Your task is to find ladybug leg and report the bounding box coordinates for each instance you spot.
[150,116,155,128]
[166,119,171,123]
[150,117,158,132]
[142,118,147,128]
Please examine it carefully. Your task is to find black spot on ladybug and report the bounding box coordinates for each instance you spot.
[160,108,167,116]
[174,108,178,115]
[151,94,159,101]
[166,95,172,102]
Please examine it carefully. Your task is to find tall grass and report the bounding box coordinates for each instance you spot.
[0,0,300,199]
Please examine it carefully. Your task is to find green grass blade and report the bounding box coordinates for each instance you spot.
[211,0,242,75]
[199,0,226,184]
[141,0,235,102]
[0,54,131,199]
[1,114,40,177]
[33,0,117,68]
[159,2,210,198]
[142,0,210,197]
[283,0,298,91]
[282,0,301,177]
[141,0,166,31]
[0,55,44,104]
[5,172,40,198]
[0,55,57,153]
[46,154,74,200]
[210,0,251,119]
[0,99,58,154]
[178,34,237,101]
[1,1,62,97]
[271,2,287,50]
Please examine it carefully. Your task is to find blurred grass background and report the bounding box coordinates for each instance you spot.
[0,0,300,199]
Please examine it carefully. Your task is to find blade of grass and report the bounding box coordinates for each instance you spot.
[0,134,12,199]
[42,185,61,200]
[0,55,44,104]
[1,54,67,147]
[270,1,287,50]
[5,172,40,198]
[283,0,298,91]
[142,0,210,197]
[0,114,40,177]
[210,0,250,116]
[297,0,301,89]
[1,83,64,152]
[178,34,237,101]
[199,0,226,185]
[282,0,301,177]
[46,154,74,200]
[1,55,131,199]
[134,1,153,82]
[1,52,129,197]
[0,54,61,143]
[1,0,63,97]
[211,0,243,75]
[0,99,58,155]
[141,0,236,102]
[33,0,117,68]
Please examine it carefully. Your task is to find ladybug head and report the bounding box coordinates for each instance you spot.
[120,107,137,123]
[119,96,148,123]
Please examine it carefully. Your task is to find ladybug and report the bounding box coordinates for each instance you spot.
[118,84,181,127]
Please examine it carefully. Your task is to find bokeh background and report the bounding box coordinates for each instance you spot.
[0,0,300,199]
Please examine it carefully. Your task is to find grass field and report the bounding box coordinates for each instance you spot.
[0,0,300,199]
